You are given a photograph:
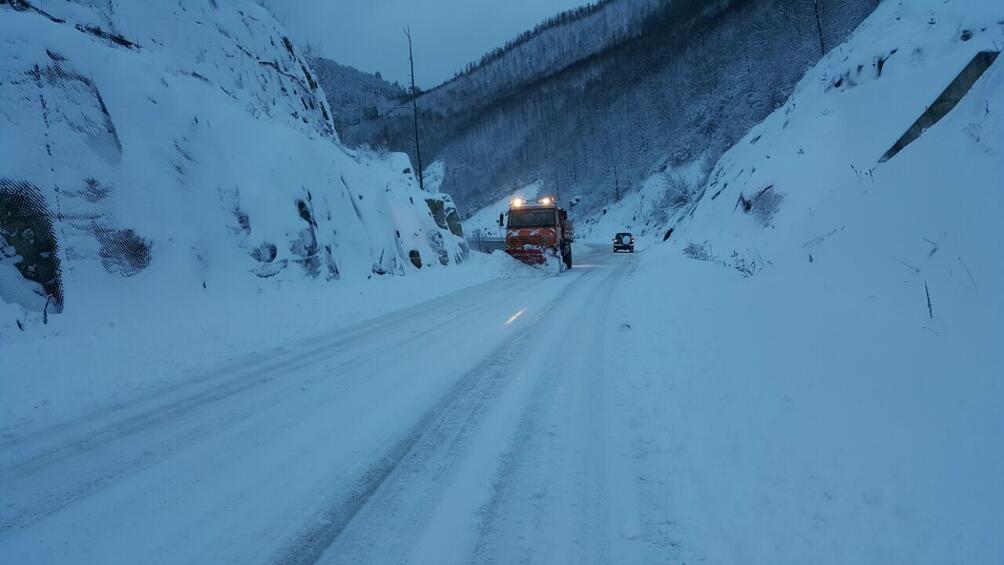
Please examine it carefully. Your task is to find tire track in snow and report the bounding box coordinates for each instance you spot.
[470,254,627,564]
[0,302,479,535]
[469,365,563,564]
[270,272,592,565]
[0,278,548,536]
[1,278,520,452]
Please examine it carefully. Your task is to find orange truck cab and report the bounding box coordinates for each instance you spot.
[498,197,574,269]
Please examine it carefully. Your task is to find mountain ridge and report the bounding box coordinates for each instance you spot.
[315,0,880,222]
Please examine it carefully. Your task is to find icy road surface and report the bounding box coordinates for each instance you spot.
[3,241,1002,564]
[1,246,661,564]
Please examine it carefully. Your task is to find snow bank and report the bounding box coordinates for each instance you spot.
[609,1,1003,561]
[611,243,1003,563]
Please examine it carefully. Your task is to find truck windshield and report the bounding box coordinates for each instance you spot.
[508,208,555,228]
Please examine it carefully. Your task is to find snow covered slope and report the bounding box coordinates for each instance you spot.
[674,0,1003,268]
[0,0,468,325]
[602,1,1003,561]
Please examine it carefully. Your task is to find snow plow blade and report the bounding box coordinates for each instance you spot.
[506,248,548,265]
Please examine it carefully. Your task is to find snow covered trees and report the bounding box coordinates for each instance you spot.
[318,0,879,220]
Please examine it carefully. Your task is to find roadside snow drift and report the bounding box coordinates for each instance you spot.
[604,1,1003,562]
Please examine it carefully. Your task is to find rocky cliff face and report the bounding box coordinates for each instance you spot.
[0,0,467,316]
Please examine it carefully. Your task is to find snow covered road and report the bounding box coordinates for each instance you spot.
[1,246,666,564]
[3,240,1002,564]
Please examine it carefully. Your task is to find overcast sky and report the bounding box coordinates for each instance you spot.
[263,0,593,89]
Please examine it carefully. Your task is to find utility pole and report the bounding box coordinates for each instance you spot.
[608,148,620,202]
[404,26,424,191]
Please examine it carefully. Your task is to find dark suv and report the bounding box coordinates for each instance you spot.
[613,232,635,253]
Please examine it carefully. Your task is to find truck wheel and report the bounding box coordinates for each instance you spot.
[563,246,572,269]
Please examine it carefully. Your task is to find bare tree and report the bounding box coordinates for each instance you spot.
[799,0,847,55]
[404,26,425,191]
[810,0,826,55]
[608,148,621,202]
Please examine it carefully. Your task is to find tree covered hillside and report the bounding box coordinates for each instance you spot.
[322,0,880,221]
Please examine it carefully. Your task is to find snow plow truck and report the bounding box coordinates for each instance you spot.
[498,196,574,270]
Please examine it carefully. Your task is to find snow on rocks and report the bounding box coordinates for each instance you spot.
[0,0,467,314]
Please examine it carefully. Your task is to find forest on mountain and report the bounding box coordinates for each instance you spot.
[316,0,880,219]
[309,58,407,141]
